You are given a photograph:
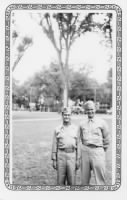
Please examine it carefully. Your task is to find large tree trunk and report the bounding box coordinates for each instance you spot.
[63,64,69,107]
[63,46,69,108]
[58,54,69,108]
[63,83,68,107]
[58,45,69,108]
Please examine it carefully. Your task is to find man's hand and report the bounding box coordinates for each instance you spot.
[76,159,80,170]
[52,160,58,170]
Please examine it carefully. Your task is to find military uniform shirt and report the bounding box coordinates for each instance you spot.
[52,124,80,160]
[80,117,110,148]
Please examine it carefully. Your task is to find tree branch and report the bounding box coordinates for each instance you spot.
[12,53,24,72]
[40,16,60,53]
[12,39,32,72]
[59,32,62,52]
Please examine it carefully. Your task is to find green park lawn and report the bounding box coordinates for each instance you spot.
[12,111,112,186]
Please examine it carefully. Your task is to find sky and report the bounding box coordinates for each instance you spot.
[11,11,113,85]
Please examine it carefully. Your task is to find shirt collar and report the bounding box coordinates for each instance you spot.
[88,117,95,123]
[61,122,71,129]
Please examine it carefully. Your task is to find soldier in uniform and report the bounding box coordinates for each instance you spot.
[51,107,80,185]
[79,100,110,185]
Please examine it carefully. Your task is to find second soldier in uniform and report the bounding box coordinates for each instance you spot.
[51,107,80,185]
[79,100,110,185]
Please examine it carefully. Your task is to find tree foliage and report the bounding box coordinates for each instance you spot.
[35,12,112,106]
[12,19,33,71]
[12,12,113,106]
[12,63,112,108]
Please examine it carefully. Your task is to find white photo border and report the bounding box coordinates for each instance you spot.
[4,4,122,191]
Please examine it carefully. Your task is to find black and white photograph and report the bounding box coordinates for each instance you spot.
[4,4,122,191]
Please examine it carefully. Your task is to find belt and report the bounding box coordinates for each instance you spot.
[58,147,75,153]
[83,143,102,148]
[87,144,101,148]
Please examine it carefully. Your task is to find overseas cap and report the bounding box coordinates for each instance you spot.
[84,100,95,110]
[62,107,71,114]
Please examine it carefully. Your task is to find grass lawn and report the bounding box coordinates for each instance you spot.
[12,111,112,186]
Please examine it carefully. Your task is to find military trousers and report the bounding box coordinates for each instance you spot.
[81,145,106,185]
[57,149,76,185]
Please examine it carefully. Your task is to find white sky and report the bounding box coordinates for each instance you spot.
[11,11,113,84]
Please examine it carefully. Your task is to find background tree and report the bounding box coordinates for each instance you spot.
[107,67,112,88]
[69,69,98,102]
[12,62,112,111]
[33,12,112,107]
[12,18,33,71]
[30,62,63,102]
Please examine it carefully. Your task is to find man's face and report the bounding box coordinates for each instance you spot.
[86,105,95,119]
[62,112,71,124]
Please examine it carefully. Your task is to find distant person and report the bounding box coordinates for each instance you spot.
[79,100,110,185]
[51,107,80,185]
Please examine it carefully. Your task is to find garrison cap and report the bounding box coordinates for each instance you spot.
[84,100,95,109]
[62,107,71,114]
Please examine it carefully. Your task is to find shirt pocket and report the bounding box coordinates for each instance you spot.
[92,127,101,136]
[70,130,77,139]
[56,130,63,139]
[81,127,89,137]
